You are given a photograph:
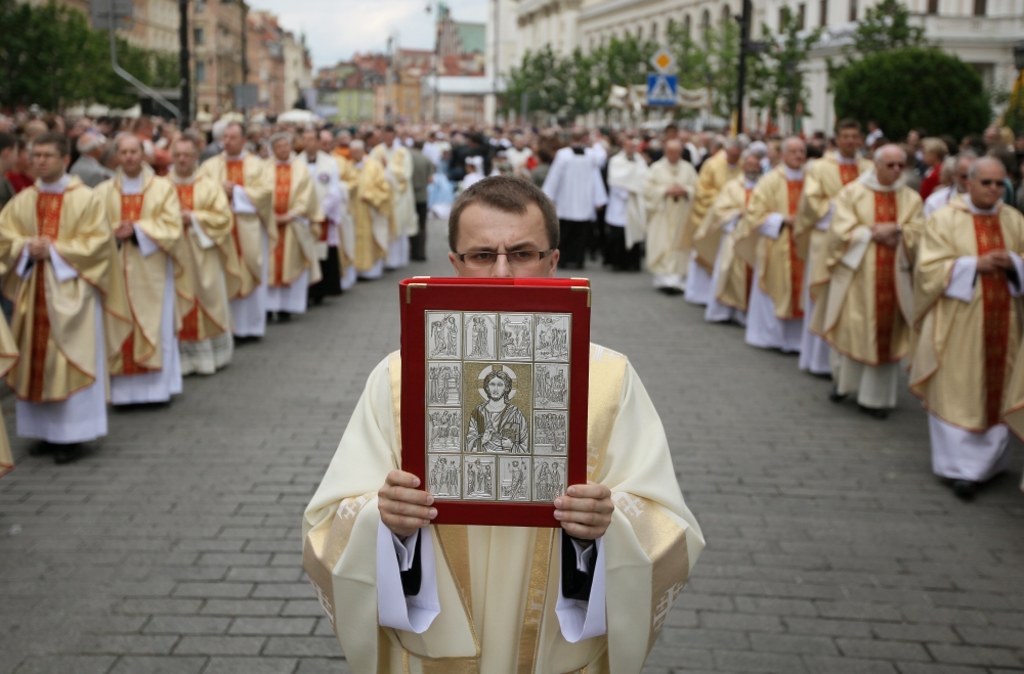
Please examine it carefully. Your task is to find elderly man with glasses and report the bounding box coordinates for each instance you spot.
[303,176,703,672]
[911,157,1024,500]
[812,144,923,418]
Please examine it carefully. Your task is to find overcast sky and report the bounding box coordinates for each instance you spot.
[248,0,488,69]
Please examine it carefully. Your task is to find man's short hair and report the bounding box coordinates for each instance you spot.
[76,132,106,154]
[0,131,16,154]
[32,131,69,157]
[173,134,199,152]
[482,368,514,402]
[835,118,862,133]
[448,176,559,252]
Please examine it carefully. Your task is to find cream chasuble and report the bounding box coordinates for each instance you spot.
[0,176,130,403]
[372,142,417,238]
[813,180,923,365]
[172,172,238,346]
[910,199,1024,432]
[267,156,321,289]
[347,156,393,274]
[197,153,273,298]
[643,158,698,287]
[0,314,18,477]
[688,150,742,270]
[707,178,755,313]
[95,170,191,374]
[335,155,358,276]
[304,345,704,673]
[605,152,649,249]
[734,166,805,320]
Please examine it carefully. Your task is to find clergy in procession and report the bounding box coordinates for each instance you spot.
[643,138,698,294]
[299,127,346,302]
[265,132,320,320]
[0,132,130,464]
[371,126,416,270]
[170,134,238,375]
[685,138,743,305]
[703,151,762,324]
[95,133,190,406]
[197,121,273,339]
[814,144,923,418]
[346,138,392,281]
[303,176,704,673]
[795,119,874,376]
[734,137,807,352]
[604,136,648,272]
[923,152,976,219]
[328,131,359,291]
[542,129,608,270]
[910,157,1024,500]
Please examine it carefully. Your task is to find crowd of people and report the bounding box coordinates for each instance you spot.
[1,109,1023,502]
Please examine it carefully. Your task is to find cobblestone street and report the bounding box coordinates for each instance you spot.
[1,218,1023,674]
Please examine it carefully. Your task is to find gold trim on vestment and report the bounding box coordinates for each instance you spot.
[517,528,554,673]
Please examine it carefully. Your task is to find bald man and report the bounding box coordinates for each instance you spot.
[644,138,698,294]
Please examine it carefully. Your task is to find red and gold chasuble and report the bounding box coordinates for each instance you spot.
[271,163,291,287]
[27,192,63,402]
[975,214,1012,427]
[838,163,859,186]
[873,192,899,362]
[226,159,245,257]
[119,193,154,375]
[786,179,804,319]
[175,183,200,342]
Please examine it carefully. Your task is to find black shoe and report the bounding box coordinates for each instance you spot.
[858,404,889,419]
[658,287,684,296]
[277,312,292,323]
[53,444,82,465]
[829,385,847,403]
[29,441,54,456]
[951,479,977,501]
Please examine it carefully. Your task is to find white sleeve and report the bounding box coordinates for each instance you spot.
[758,213,785,240]
[815,203,834,231]
[555,531,607,643]
[1008,252,1024,297]
[839,226,873,270]
[723,214,741,234]
[232,185,257,214]
[15,246,32,279]
[945,256,977,303]
[376,521,440,634]
[49,250,80,282]
[132,224,159,257]
[191,213,216,250]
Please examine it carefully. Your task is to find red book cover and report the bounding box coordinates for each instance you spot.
[399,277,591,527]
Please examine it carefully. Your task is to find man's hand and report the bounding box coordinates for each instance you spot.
[27,237,50,261]
[554,483,614,541]
[222,180,235,196]
[115,221,135,241]
[181,210,192,228]
[978,250,1013,274]
[781,215,795,228]
[871,222,901,249]
[275,212,292,225]
[378,470,436,539]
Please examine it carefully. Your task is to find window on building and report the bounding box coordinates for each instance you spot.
[848,0,857,21]
[651,21,658,42]
[195,0,205,11]
[193,27,204,46]
[778,7,786,29]
[721,4,732,25]
[798,3,806,28]
[926,0,939,13]
[667,17,676,36]
[196,61,206,83]
[683,14,691,38]
[701,8,710,32]
[820,0,828,26]
[973,0,986,15]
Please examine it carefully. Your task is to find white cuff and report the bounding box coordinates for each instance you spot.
[570,537,595,573]
[15,246,31,279]
[191,214,216,250]
[133,224,159,257]
[392,529,419,572]
[815,204,834,232]
[555,532,606,642]
[840,226,873,270]
[759,213,784,240]
[49,250,79,282]
[376,521,439,634]
[723,214,740,234]
[232,185,257,214]
[1008,252,1024,297]
[945,256,977,303]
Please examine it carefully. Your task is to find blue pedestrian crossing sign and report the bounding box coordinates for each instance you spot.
[646,74,677,107]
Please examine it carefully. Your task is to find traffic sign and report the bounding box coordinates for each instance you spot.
[650,48,676,74]
[646,74,677,107]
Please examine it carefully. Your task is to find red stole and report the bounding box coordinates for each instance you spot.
[27,192,63,402]
[786,179,804,319]
[272,164,291,287]
[226,159,245,257]
[873,192,898,362]
[743,187,754,307]
[974,214,1011,427]
[175,183,200,342]
[119,192,154,375]
[838,162,859,186]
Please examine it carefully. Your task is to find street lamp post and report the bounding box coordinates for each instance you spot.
[735,0,751,134]
[1014,39,1024,72]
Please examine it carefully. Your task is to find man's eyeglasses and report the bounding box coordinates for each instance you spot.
[30,152,61,160]
[977,179,1001,187]
[455,250,553,268]
[884,162,906,169]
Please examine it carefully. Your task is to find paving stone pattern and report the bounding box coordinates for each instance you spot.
[1,219,1023,674]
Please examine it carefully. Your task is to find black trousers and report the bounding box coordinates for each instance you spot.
[558,219,592,270]
[309,245,342,302]
[410,201,429,261]
[604,226,643,271]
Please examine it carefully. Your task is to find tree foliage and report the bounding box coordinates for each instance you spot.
[0,0,179,110]
[833,48,990,142]
[847,0,927,56]
[749,7,821,130]
[664,20,740,120]
[1004,76,1024,135]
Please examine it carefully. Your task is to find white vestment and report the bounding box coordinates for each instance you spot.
[230,186,268,336]
[745,237,802,352]
[704,215,746,325]
[798,204,834,375]
[684,252,713,305]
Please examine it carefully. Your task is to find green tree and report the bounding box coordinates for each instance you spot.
[833,47,990,142]
[847,0,927,56]
[749,7,821,132]
[1004,76,1024,134]
[664,20,739,120]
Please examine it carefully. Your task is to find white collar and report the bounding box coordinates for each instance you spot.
[171,171,196,185]
[121,171,145,195]
[783,166,804,181]
[967,197,1000,215]
[37,174,70,194]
